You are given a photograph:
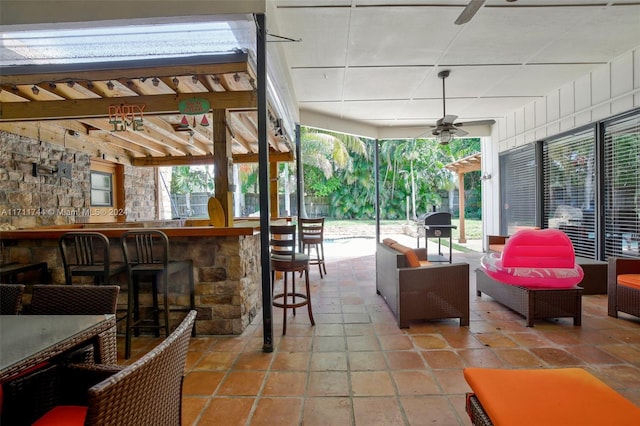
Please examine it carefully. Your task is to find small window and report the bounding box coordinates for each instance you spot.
[91,171,112,206]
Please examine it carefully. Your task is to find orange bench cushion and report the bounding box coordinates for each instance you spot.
[618,274,640,290]
[464,367,640,426]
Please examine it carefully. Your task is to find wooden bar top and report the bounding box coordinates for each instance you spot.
[0,223,259,240]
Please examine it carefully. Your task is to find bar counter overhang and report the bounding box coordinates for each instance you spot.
[0,221,262,335]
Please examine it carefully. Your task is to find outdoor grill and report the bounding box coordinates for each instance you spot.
[416,211,456,263]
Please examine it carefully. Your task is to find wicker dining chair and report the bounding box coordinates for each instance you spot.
[29,284,119,315]
[27,310,196,426]
[0,283,25,314]
[28,284,120,365]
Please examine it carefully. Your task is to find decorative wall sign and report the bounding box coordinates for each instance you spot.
[178,98,210,115]
[108,104,146,132]
[178,98,211,129]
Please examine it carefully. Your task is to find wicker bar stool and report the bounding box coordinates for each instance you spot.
[58,232,126,286]
[120,230,195,359]
[271,224,315,335]
[299,217,327,278]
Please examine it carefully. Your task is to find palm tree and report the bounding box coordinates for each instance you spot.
[300,127,368,217]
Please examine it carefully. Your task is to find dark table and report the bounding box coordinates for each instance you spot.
[0,314,117,382]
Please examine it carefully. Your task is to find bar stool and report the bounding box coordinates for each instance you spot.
[58,232,126,285]
[299,217,327,278]
[270,224,315,335]
[120,229,195,359]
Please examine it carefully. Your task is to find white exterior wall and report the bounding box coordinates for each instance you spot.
[482,47,640,248]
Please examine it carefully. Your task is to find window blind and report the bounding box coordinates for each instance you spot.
[499,144,537,235]
[542,129,596,258]
[603,113,640,259]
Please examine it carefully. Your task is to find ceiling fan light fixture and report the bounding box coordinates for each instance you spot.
[439,129,453,144]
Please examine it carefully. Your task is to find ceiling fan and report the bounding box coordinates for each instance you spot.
[430,70,496,145]
[455,0,518,25]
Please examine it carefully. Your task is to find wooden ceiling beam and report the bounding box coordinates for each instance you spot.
[132,154,217,167]
[0,61,252,86]
[0,91,257,121]
[131,150,295,167]
[80,118,170,156]
[233,151,294,164]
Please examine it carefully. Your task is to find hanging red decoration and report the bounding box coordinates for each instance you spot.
[200,115,210,127]
[179,115,189,128]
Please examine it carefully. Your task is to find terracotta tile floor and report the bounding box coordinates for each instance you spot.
[119,250,640,425]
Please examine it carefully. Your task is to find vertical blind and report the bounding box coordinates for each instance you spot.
[603,113,640,258]
[542,128,596,258]
[499,143,537,235]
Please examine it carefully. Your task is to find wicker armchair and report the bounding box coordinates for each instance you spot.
[21,310,196,426]
[608,257,640,320]
[0,283,25,314]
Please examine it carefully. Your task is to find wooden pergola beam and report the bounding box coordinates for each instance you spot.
[0,91,257,121]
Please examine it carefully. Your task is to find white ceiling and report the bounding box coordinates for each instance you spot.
[0,0,638,141]
[270,0,640,137]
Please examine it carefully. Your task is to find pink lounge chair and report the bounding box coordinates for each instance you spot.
[481,228,584,289]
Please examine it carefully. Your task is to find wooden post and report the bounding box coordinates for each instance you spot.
[270,162,279,218]
[213,109,234,226]
[458,171,466,243]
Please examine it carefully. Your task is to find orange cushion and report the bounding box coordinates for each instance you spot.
[32,406,88,426]
[382,238,397,247]
[389,243,421,267]
[618,274,640,290]
[464,368,640,426]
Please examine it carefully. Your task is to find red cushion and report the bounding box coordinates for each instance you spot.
[32,406,87,426]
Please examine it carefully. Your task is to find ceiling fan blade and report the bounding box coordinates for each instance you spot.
[455,0,486,25]
[455,119,496,127]
[442,115,458,125]
[453,127,469,137]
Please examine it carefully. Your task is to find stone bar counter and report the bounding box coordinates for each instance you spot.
[0,220,262,335]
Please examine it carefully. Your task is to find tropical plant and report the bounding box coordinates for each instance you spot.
[170,166,213,194]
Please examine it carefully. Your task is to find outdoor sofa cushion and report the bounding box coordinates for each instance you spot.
[464,367,640,425]
[618,274,640,290]
[480,228,584,288]
[382,238,429,268]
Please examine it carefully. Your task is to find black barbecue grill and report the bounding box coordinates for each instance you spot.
[416,211,456,263]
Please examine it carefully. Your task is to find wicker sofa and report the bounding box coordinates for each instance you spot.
[608,257,640,320]
[375,240,469,328]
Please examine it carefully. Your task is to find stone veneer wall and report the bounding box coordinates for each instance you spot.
[0,130,156,227]
[123,164,157,222]
[168,234,262,334]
